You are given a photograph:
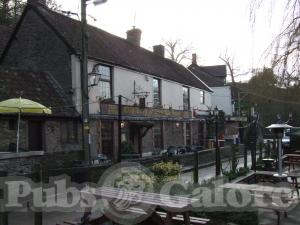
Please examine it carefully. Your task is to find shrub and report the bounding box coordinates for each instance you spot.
[151,161,182,189]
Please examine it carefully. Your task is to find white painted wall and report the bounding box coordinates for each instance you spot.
[161,80,183,110]
[190,88,210,111]
[113,67,153,107]
[211,86,232,115]
[71,55,212,114]
[71,55,82,113]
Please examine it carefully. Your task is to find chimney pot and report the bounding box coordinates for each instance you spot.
[192,53,197,65]
[126,27,142,47]
[153,45,165,58]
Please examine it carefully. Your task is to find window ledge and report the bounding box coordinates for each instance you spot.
[0,151,44,160]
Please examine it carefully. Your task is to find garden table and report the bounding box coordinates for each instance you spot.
[65,186,209,225]
[287,170,300,196]
[283,154,300,171]
[221,181,298,225]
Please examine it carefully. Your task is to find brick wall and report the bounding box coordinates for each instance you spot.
[142,125,154,156]
[0,119,27,152]
[163,121,184,147]
[191,121,199,145]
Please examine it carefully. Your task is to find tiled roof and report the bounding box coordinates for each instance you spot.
[30,5,212,92]
[0,25,13,56]
[188,64,226,87]
[0,66,79,117]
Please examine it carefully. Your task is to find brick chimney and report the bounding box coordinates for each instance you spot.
[153,45,165,58]
[126,27,142,47]
[192,53,197,65]
[27,0,46,6]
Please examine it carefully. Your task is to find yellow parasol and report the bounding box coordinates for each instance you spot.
[0,97,52,152]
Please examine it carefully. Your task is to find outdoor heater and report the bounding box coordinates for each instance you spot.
[266,123,293,177]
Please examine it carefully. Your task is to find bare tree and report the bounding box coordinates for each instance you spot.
[0,0,61,26]
[219,51,237,84]
[46,0,61,10]
[250,0,300,87]
[163,39,194,64]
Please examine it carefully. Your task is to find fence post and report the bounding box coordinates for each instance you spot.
[0,171,8,225]
[193,151,199,184]
[267,140,271,158]
[33,164,43,225]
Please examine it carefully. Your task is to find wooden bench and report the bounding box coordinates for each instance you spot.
[57,186,210,225]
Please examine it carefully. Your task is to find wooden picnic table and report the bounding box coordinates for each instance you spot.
[287,170,300,196]
[293,150,300,154]
[221,180,298,225]
[66,186,209,225]
[283,154,300,171]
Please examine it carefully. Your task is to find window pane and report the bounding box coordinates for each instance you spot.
[99,81,111,99]
[183,87,189,110]
[153,78,161,107]
[95,65,111,80]
[200,91,205,104]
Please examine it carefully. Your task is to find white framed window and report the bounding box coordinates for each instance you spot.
[183,86,190,110]
[153,78,161,107]
[200,90,205,104]
[94,64,112,99]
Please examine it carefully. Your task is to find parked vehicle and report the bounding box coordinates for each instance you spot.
[177,146,186,154]
[166,146,178,156]
[186,145,204,152]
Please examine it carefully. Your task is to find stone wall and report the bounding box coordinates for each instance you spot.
[0,119,28,152]
[0,150,84,176]
[0,118,82,153]
[45,120,82,153]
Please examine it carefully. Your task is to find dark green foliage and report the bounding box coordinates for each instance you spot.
[222,145,249,181]
[120,141,140,159]
[194,211,259,225]
[151,161,182,190]
[242,68,300,126]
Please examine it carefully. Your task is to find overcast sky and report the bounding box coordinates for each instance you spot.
[57,0,286,81]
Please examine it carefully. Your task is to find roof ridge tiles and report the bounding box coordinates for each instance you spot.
[30,4,212,92]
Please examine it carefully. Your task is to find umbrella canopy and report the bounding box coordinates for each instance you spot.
[0,98,51,153]
[0,98,52,114]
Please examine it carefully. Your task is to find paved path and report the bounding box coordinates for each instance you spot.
[180,153,252,183]
[6,154,300,225]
